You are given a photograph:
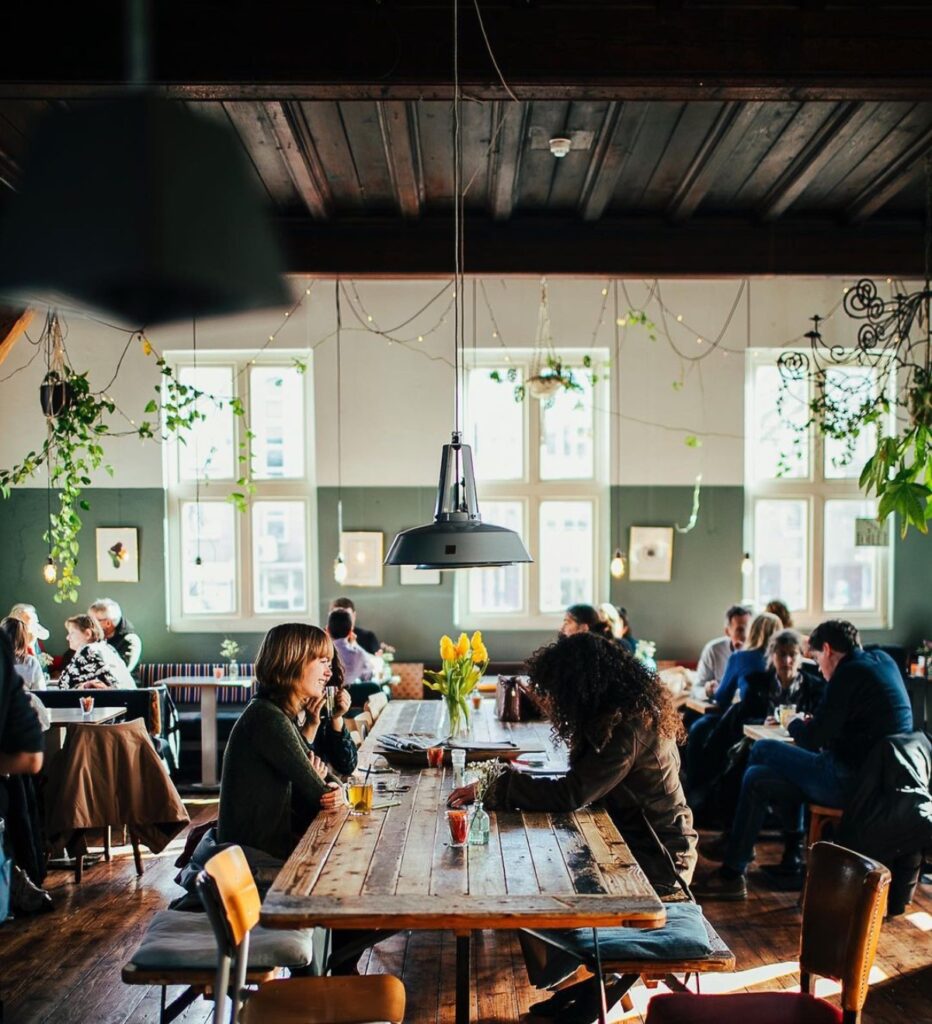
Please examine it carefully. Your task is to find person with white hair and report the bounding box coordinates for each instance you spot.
[7,603,50,658]
[88,597,142,677]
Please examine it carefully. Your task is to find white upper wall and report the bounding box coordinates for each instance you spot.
[0,276,869,489]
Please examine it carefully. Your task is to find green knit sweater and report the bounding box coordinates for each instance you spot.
[218,697,329,860]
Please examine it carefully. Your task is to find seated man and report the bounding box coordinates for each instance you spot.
[691,604,750,701]
[327,608,379,684]
[694,619,913,900]
[329,596,379,655]
[89,597,142,678]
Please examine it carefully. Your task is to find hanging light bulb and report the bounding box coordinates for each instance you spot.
[610,549,626,579]
[42,556,57,585]
[333,554,348,585]
[741,551,754,576]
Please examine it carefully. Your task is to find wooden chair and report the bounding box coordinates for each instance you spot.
[364,692,388,722]
[645,842,891,1024]
[808,804,844,849]
[197,845,406,1023]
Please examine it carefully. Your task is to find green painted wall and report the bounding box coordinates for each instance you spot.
[1,486,929,665]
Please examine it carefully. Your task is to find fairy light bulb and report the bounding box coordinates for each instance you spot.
[741,551,754,577]
[43,557,57,584]
[610,549,627,580]
[333,554,348,585]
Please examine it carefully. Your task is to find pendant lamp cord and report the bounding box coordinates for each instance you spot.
[453,0,463,438]
[336,280,344,536]
[192,316,202,565]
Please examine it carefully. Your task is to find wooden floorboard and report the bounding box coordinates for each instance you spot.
[2,816,931,1023]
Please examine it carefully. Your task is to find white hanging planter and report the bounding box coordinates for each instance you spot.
[527,373,568,399]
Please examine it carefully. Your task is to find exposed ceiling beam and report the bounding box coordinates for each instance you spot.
[280,216,928,278]
[846,126,932,223]
[377,101,423,220]
[759,101,871,221]
[264,101,333,220]
[668,103,764,222]
[2,6,932,102]
[488,101,527,222]
[578,102,649,222]
[0,306,34,367]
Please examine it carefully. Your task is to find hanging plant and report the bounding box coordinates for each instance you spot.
[0,316,231,601]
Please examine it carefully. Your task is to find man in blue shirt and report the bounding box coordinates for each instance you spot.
[695,619,912,900]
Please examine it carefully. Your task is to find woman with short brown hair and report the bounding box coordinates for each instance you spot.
[58,614,135,689]
[218,623,346,861]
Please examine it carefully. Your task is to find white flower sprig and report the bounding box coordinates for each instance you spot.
[469,758,507,802]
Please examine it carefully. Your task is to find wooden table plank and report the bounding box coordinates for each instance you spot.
[743,723,794,743]
[361,767,421,895]
[522,811,577,892]
[497,816,542,896]
[550,812,609,894]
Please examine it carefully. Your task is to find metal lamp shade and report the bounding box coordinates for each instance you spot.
[0,97,290,326]
[384,433,532,569]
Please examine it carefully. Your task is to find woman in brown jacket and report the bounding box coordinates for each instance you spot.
[449,632,697,893]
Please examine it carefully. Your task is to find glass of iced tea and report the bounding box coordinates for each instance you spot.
[471,692,482,711]
[347,781,374,816]
[80,695,95,714]
[426,746,445,768]
[447,809,469,846]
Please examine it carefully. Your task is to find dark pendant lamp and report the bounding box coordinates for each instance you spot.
[384,0,531,571]
[0,2,288,326]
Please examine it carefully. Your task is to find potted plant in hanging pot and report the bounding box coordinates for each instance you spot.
[39,368,74,417]
[526,355,582,400]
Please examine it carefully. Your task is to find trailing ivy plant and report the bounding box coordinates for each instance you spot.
[0,336,244,602]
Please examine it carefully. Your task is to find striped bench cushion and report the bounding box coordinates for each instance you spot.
[138,663,257,705]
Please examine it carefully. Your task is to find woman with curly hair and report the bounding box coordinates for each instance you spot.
[449,632,696,892]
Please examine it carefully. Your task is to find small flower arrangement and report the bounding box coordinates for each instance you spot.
[468,758,506,802]
[634,639,657,668]
[220,638,241,662]
[38,651,54,673]
[424,631,489,737]
[379,642,396,664]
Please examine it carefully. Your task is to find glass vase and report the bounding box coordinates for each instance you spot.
[227,661,239,679]
[444,695,470,740]
[469,800,490,845]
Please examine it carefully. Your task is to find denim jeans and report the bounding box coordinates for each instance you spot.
[724,740,856,874]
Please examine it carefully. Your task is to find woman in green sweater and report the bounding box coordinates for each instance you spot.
[218,622,346,860]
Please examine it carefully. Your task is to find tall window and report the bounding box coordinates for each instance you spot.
[745,351,892,628]
[457,351,609,629]
[165,353,317,631]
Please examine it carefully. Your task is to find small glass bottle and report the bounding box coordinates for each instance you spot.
[469,800,490,845]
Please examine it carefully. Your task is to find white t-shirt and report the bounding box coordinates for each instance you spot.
[14,655,46,691]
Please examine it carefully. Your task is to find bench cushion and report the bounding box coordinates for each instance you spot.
[558,902,712,961]
[131,910,325,972]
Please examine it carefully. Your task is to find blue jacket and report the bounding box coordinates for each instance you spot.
[788,648,913,768]
[713,648,767,708]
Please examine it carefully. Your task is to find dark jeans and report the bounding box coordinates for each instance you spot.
[685,714,719,794]
[724,739,856,874]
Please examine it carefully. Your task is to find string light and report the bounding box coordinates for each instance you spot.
[333,554,348,585]
[741,552,754,576]
[43,557,57,585]
[610,549,627,579]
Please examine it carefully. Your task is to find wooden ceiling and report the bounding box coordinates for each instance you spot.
[1,2,932,277]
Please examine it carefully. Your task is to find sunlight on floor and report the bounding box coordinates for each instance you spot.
[905,910,932,932]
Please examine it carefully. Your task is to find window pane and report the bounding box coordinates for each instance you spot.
[751,364,809,480]
[467,501,524,613]
[823,500,879,611]
[540,373,594,480]
[253,502,308,613]
[251,366,305,479]
[753,499,807,612]
[467,368,524,481]
[178,366,236,481]
[539,500,593,613]
[181,502,236,614]
[823,368,877,480]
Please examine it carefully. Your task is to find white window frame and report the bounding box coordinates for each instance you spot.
[744,349,894,630]
[164,350,318,632]
[455,349,610,631]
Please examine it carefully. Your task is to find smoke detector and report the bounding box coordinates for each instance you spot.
[548,137,572,158]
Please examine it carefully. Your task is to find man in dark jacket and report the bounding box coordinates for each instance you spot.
[329,597,379,655]
[89,597,142,679]
[695,619,912,900]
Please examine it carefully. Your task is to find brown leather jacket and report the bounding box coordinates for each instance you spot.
[489,711,697,894]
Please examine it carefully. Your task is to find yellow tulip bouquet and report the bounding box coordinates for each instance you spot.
[424,631,489,739]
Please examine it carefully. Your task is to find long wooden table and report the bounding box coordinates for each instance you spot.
[261,700,665,1024]
[743,722,794,743]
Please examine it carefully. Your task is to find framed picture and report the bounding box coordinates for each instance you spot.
[95,527,139,583]
[341,531,384,587]
[400,565,441,586]
[628,526,674,582]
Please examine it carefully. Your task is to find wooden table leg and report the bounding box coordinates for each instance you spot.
[199,686,218,788]
[455,931,471,1024]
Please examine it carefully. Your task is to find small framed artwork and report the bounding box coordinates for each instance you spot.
[342,531,384,587]
[628,526,674,582]
[400,564,442,586]
[95,527,140,583]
